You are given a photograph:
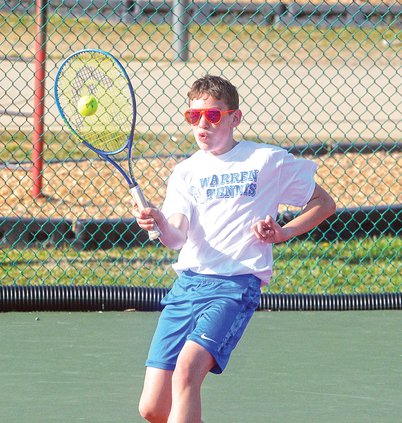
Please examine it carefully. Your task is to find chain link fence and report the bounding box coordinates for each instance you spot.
[0,1,401,299]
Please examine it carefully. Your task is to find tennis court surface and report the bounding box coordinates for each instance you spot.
[1,310,400,423]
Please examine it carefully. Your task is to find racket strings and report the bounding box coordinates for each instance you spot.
[57,51,133,153]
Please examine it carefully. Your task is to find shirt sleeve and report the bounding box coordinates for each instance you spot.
[161,166,192,220]
[277,152,318,207]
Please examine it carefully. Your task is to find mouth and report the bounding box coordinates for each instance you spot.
[198,132,208,143]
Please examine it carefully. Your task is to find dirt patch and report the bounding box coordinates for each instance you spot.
[1,150,400,220]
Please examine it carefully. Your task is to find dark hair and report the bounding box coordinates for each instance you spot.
[187,75,239,110]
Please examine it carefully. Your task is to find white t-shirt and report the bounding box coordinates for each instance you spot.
[162,141,317,284]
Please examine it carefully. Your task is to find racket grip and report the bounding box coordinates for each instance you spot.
[130,185,161,240]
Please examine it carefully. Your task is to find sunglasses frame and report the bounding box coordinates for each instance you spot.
[184,108,235,125]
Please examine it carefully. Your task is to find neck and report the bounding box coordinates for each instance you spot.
[210,139,239,156]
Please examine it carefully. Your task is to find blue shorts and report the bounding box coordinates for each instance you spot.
[145,270,261,374]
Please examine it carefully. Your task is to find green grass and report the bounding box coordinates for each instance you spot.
[0,130,86,164]
[271,235,401,294]
[0,127,395,165]
[1,235,400,294]
[0,241,178,287]
[0,129,195,164]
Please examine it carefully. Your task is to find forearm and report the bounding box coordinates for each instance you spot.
[133,205,188,250]
[282,184,336,241]
[154,212,188,250]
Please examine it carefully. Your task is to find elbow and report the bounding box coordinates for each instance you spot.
[316,185,336,219]
[168,241,186,251]
[325,196,337,219]
[160,233,187,251]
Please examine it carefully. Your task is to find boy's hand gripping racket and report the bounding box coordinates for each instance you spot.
[54,49,160,240]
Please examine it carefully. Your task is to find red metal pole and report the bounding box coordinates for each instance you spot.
[31,0,47,198]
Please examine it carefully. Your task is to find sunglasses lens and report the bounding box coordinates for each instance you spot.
[184,110,200,124]
[205,109,222,124]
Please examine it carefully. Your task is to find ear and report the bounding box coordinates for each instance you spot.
[231,109,242,128]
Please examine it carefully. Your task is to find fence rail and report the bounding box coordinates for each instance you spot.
[3,0,402,27]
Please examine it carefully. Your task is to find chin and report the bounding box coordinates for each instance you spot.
[196,141,209,151]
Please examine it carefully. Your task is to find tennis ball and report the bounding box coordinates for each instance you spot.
[77,95,98,117]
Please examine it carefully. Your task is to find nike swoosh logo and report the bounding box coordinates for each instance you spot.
[201,333,217,343]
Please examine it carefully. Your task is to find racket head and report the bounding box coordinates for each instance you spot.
[54,49,136,155]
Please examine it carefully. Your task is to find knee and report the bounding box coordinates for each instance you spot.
[138,399,168,423]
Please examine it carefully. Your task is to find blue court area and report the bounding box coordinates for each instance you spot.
[0,311,400,423]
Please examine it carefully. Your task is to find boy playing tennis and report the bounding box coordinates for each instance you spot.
[135,75,336,423]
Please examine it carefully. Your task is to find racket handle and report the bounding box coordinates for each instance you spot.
[130,185,161,240]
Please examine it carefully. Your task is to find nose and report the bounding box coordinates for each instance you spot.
[198,112,209,127]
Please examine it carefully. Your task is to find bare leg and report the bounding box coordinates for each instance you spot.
[139,367,173,423]
[167,341,215,423]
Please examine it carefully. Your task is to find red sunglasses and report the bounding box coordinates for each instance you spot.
[184,108,235,125]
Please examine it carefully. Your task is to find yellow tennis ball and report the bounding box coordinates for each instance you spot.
[77,95,98,117]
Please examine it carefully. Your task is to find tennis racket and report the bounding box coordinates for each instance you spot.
[54,49,160,240]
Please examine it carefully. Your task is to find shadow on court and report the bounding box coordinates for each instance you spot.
[0,311,400,423]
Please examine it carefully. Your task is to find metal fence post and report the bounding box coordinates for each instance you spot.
[172,0,190,62]
[31,0,47,198]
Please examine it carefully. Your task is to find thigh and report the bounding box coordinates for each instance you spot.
[175,340,216,382]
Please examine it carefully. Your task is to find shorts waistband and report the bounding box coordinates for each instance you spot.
[182,269,261,285]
